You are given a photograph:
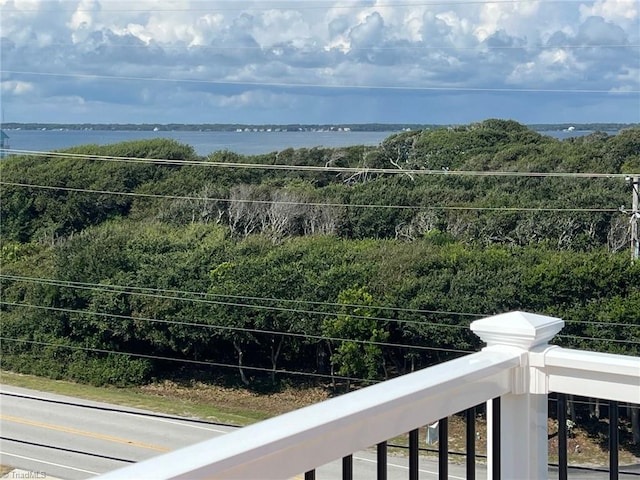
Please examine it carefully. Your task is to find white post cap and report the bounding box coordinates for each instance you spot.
[471,311,564,350]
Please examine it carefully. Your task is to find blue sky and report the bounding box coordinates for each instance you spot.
[1,0,639,125]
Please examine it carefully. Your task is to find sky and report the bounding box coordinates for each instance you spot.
[1,0,639,125]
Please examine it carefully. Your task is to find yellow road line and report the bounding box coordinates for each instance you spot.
[0,414,170,452]
[4,414,308,477]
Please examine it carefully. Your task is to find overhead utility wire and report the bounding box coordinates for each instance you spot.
[0,391,242,428]
[0,276,472,330]
[556,334,640,346]
[1,335,633,391]
[6,300,637,347]
[563,317,640,329]
[4,71,636,95]
[4,148,635,179]
[6,0,616,13]
[0,181,620,214]
[6,302,637,348]
[1,301,474,353]
[0,336,386,384]
[21,42,640,51]
[2,275,635,330]
[0,437,136,464]
[0,274,482,319]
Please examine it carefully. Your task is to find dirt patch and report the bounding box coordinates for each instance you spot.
[137,383,639,469]
[140,380,331,418]
[0,466,15,477]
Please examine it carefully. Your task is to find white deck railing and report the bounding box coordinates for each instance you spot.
[98,311,640,480]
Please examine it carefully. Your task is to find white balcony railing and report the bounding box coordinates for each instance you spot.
[97,311,640,480]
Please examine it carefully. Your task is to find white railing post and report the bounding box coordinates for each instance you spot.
[471,311,564,480]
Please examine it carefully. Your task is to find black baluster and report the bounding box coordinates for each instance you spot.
[342,455,353,480]
[610,401,619,480]
[409,429,419,480]
[558,394,568,480]
[342,454,353,480]
[466,407,476,480]
[438,417,448,480]
[377,441,387,480]
[492,397,501,480]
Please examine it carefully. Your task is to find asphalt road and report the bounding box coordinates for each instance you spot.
[0,385,482,479]
[1,385,631,479]
[0,385,235,479]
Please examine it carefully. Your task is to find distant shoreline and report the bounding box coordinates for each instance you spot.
[1,122,637,133]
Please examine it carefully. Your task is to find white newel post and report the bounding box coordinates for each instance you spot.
[471,311,565,480]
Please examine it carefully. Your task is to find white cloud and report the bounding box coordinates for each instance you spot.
[348,11,385,48]
[1,80,35,94]
[68,0,96,31]
[0,0,638,123]
[608,66,640,92]
[580,0,639,23]
[5,0,42,10]
[214,89,294,110]
[433,11,474,47]
[475,1,540,42]
[507,49,585,86]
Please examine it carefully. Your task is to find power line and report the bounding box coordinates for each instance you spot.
[2,275,638,331]
[563,318,640,329]
[0,301,475,353]
[0,276,473,331]
[0,391,242,428]
[556,334,640,346]
[7,301,638,349]
[0,181,621,213]
[0,336,392,385]
[2,0,613,13]
[4,148,636,179]
[0,437,135,465]
[10,42,639,52]
[0,274,482,319]
[4,70,637,95]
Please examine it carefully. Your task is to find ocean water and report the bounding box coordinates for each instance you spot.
[2,128,616,157]
[3,129,398,156]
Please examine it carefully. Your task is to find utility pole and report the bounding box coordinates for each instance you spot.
[631,176,639,262]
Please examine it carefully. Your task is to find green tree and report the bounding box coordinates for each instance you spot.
[322,286,389,388]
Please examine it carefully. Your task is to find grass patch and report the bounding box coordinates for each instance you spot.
[0,371,326,425]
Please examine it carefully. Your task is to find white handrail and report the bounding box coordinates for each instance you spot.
[542,347,640,403]
[98,349,520,480]
[95,311,640,480]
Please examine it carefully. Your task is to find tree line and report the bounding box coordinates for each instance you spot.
[1,119,639,388]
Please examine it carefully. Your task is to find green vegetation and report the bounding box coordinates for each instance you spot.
[0,371,308,424]
[1,121,639,390]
